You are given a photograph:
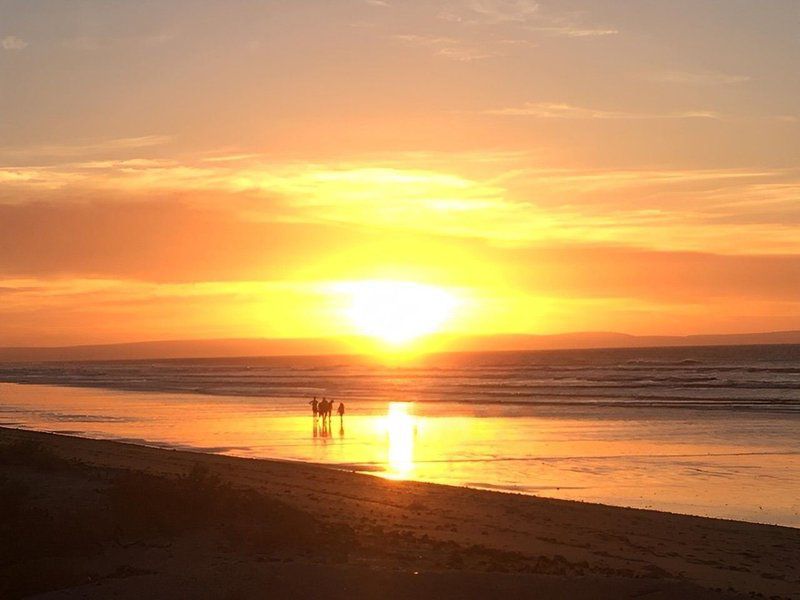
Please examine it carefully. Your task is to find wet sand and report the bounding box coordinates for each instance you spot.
[1,426,798,599]
[3,382,799,527]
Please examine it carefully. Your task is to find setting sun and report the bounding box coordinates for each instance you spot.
[334,280,459,346]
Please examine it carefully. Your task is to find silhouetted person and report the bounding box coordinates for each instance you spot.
[337,401,345,418]
[310,397,318,418]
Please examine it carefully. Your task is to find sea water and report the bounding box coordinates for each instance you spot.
[1,344,798,527]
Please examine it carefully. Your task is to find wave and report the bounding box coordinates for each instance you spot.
[2,345,799,413]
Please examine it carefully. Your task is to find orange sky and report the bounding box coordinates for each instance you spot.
[1,1,799,346]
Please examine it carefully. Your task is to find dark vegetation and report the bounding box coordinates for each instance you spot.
[0,440,353,598]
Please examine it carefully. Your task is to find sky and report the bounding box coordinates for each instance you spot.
[1,0,799,347]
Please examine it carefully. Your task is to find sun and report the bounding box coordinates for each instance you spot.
[335,280,459,346]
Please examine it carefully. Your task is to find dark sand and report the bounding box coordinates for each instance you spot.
[1,426,798,599]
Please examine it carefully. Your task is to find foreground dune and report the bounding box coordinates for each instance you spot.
[1,426,798,599]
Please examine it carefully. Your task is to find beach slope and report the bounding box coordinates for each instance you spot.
[1,427,798,599]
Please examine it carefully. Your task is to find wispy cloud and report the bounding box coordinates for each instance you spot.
[438,1,616,38]
[528,25,617,38]
[481,102,797,122]
[392,2,610,62]
[481,102,721,120]
[439,0,541,25]
[2,150,799,255]
[0,135,173,160]
[646,69,751,85]
[393,34,498,61]
[62,31,176,51]
[2,35,28,50]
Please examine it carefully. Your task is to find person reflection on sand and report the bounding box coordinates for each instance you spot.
[320,413,331,438]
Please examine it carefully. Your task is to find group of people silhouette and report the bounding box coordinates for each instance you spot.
[310,396,345,439]
[309,396,344,421]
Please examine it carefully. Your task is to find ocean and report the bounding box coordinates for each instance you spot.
[2,343,799,409]
[1,344,799,526]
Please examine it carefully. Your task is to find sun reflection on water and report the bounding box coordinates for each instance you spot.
[379,402,417,479]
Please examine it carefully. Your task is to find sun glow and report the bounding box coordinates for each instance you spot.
[335,280,459,346]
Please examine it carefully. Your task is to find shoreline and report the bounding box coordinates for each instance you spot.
[10,422,798,529]
[3,379,799,529]
[2,425,799,599]
[17,424,800,530]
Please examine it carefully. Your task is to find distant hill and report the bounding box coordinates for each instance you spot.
[464,330,800,352]
[1,330,800,362]
[0,338,351,363]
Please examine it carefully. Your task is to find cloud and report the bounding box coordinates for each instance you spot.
[392,32,537,62]
[0,135,173,161]
[0,167,84,190]
[393,34,498,61]
[481,102,794,123]
[2,240,800,346]
[502,245,800,302]
[1,151,799,255]
[2,36,28,50]
[0,276,349,345]
[439,0,541,25]
[2,196,798,308]
[646,70,751,85]
[481,102,721,120]
[392,2,610,62]
[62,31,176,51]
[0,200,365,282]
[437,1,616,38]
[0,159,799,342]
[528,25,617,38]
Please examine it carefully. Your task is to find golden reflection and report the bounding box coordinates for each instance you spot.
[379,402,417,479]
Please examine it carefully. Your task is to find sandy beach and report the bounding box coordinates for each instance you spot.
[4,379,798,529]
[2,425,798,599]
